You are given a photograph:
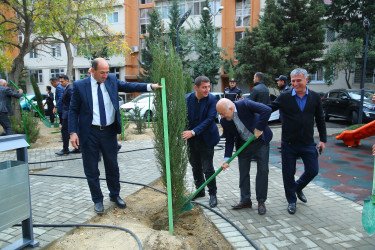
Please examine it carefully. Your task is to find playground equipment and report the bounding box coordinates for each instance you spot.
[335,120,375,146]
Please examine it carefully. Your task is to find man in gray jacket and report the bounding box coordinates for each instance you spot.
[248,72,270,105]
[0,79,23,135]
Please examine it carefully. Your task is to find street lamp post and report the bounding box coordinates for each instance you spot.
[203,5,224,54]
[358,18,370,124]
[176,9,191,54]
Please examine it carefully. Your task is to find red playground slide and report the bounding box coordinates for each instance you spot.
[336,120,375,146]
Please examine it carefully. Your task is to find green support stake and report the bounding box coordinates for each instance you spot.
[120,109,125,140]
[147,92,151,128]
[161,78,174,235]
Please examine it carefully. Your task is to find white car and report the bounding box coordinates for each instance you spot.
[241,93,280,122]
[120,93,155,120]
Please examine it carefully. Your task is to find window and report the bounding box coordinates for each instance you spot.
[325,28,336,43]
[110,67,120,79]
[18,33,23,44]
[51,43,61,57]
[29,49,38,58]
[236,0,251,27]
[79,68,90,79]
[186,0,206,15]
[354,67,375,84]
[30,70,43,83]
[309,68,325,83]
[235,31,248,42]
[140,8,151,34]
[50,69,65,78]
[107,11,119,23]
[140,0,152,4]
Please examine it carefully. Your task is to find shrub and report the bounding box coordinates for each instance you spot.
[10,111,40,143]
[132,106,146,134]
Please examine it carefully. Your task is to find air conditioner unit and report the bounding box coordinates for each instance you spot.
[130,46,139,53]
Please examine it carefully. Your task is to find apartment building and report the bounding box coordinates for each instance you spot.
[22,0,370,95]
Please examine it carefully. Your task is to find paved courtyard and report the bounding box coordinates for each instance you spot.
[0,124,375,249]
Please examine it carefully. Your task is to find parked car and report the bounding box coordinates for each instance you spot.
[120,93,155,120]
[211,92,225,122]
[242,93,280,122]
[19,94,52,116]
[321,89,375,124]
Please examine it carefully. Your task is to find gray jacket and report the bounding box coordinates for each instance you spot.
[248,81,270,105]
[0,85,23,116]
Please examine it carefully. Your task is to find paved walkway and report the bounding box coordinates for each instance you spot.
[1,131,375,249]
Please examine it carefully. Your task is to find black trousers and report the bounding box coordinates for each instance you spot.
[188,136,217,195]
[61,117,69,151]
[0,112,12,135]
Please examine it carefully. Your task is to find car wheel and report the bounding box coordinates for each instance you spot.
[323,108,329,121]
[351,111,358,124]
[144,110,152,121]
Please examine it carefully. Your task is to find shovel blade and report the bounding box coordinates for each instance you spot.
[362,200,375,235]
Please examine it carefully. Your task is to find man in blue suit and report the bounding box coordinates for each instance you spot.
[56,75,72,156]
[183,76,220,208]
[69,58,161,215]
[50,77,64,124]
[217,98,272,215]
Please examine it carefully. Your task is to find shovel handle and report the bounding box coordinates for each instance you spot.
[9,80,47,120]
[187,135,256,201]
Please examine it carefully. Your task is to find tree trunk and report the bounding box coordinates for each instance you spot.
[344,69,351,89]
[64,40,74,81]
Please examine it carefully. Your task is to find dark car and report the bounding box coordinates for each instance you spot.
[321,89,375,124]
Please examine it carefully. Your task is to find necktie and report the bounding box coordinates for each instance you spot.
[97,82,107,126]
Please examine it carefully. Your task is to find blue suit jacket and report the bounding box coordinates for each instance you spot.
[68,74,149,145]
[55,83,64,113]
[61,84,72,119]
[185,92,220,148]
[220,99,273,158]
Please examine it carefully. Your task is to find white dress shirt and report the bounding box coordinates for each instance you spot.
[91,76,115,126]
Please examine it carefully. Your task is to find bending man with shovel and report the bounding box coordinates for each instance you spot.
[217,98,272,215]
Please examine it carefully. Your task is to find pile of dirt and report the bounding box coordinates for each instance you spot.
[47,181,232,250]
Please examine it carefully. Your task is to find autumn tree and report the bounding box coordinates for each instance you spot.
[35,0,131,79]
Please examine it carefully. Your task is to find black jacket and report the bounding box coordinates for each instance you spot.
[248,81,270,105]
[269,89,327,144]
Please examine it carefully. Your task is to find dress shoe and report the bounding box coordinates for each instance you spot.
[94,202,104,215]
[296,190,307,203]
[231,201,252,209]
[258,202,266,215]
[209,194,217,208]
[70,148,81,154]
[55,150,70,156]
[117,144,122,152]
[192,190,205,200]
[110,196,126,208]
[287,203,296,214]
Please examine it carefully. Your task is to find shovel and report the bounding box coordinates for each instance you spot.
[9,80,51,128]
[182,134,256,211]
[362,157,375,235]
[54,113,59,128]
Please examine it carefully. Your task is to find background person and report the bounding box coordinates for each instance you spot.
[183,76,220,208]
[50,77,64,124]
[46,85,55,124]
[269,68,327,215]
[69,58,162,215]
[275,75,291,93]
[224,78,242,101]
[217,98,272,215]
[0,79,23,136]
[248,72,270,105]
[55,75,72,156]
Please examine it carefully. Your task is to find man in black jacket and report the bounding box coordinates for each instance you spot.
[248,72,270,105]
[269,68,326,215]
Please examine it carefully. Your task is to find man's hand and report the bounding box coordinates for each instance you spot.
[151,84,163,90]
[182,130,194,140]
[254,128,263,138]
[317,141,326,154]
[70,133,79,149]
[18,89,23,93]
[372,93,375,104]
[221,161,230,170]
[53,107,57,114]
